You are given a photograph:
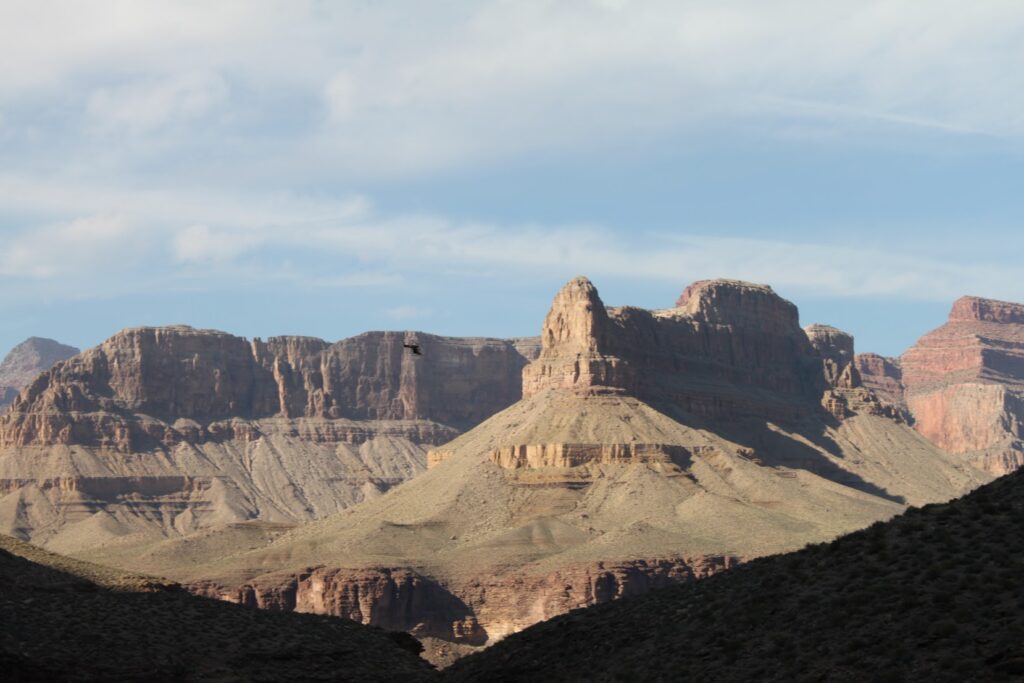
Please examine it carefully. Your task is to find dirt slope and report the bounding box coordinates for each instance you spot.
[142,277,987,665]
[446,465,1024,683]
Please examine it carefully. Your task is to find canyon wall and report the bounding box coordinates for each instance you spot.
[173,277,987,666]
[0,326,538,548]
[523,277,846,422]
[857,295,1024,474]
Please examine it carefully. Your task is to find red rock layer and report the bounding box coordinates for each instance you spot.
[191,555,739,648]
[856,295,1024,474]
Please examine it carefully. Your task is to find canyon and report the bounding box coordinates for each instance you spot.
[109,277,984,664]
[0,327,538,554]
[3,279,1022,666]
[857,295,1024,475]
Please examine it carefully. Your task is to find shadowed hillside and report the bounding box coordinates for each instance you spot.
[446,467,1024,682]
[0,535,436,682]
[163,278,986,665]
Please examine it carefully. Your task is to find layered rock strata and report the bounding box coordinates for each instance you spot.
[0,327,538,550]
[156,277,985,665]
[857,295,1024,474]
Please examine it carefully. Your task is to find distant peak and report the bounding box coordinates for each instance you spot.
[949,296,1024,325]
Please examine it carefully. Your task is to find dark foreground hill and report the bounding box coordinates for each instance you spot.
[0,535,435,682]
[446,467,1024,683]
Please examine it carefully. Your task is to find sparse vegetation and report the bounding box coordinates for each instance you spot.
[446,467,1024,682]
[0,536,435,682]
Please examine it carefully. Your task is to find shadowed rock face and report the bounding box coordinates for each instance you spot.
[171,277,983,666]
[855,353,904,406]
[0,338,79,410]
[0,535,437,682]
[445,461,1024,683]
[857,295,1024,474]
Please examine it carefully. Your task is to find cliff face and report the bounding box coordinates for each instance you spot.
[160,277,984,666]
[0,326,538,549]
[857,295,1024,474]
[854,353,904,406]
[0,338,79,410]
[1,327,539,450]
[524,277,837,421]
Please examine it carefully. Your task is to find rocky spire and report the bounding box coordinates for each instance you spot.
[522,277,632,397]
[539,276,611,354]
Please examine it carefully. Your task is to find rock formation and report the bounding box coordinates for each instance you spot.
[141,277,985,665]
[0,326,538,551]
[854,353,904,405]
[445,453,1024,683]
[857,295,1024,475]
[0,337,78,410]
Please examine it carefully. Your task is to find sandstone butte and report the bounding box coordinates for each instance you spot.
[856,295,1024,476]
[0,328,539,554]
[0,337,79,410]
[107,277,985,666]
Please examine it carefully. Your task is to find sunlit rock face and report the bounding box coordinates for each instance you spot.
[857,295,1024,475]
[0,325,538,548]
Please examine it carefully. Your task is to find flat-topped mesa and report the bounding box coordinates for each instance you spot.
[522,277,633,397]
[521,276,873,421]
[0,325,539,450]
[901,296,1024,394]
[949,295,1024,325]
[676,279,800,335]
[804,324,860,389]
[892,293,1024,474]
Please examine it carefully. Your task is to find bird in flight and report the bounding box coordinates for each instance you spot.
[403,343,422,356]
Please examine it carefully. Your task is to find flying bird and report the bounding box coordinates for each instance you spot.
[403,343,422,356]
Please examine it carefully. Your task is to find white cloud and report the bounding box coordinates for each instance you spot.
[2,2,1024,175]
[173,224,260,264]
[0,214,138,277]
[87,71,228,134]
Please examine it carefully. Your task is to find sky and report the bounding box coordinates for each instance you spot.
[2,1,1024,358]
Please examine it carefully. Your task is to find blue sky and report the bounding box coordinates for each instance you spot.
[2,1,1024,358]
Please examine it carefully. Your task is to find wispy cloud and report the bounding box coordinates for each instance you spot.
[2,2,1024,178]
[0,174,1017,304]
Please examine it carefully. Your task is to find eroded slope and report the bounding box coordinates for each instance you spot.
[154,277,986,665]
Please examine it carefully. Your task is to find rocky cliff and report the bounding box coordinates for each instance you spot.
[154,277,984,665]
[0,337,79,410]
[857,295,1024,474]
[523,277,841,421]
[0,327,538,550]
